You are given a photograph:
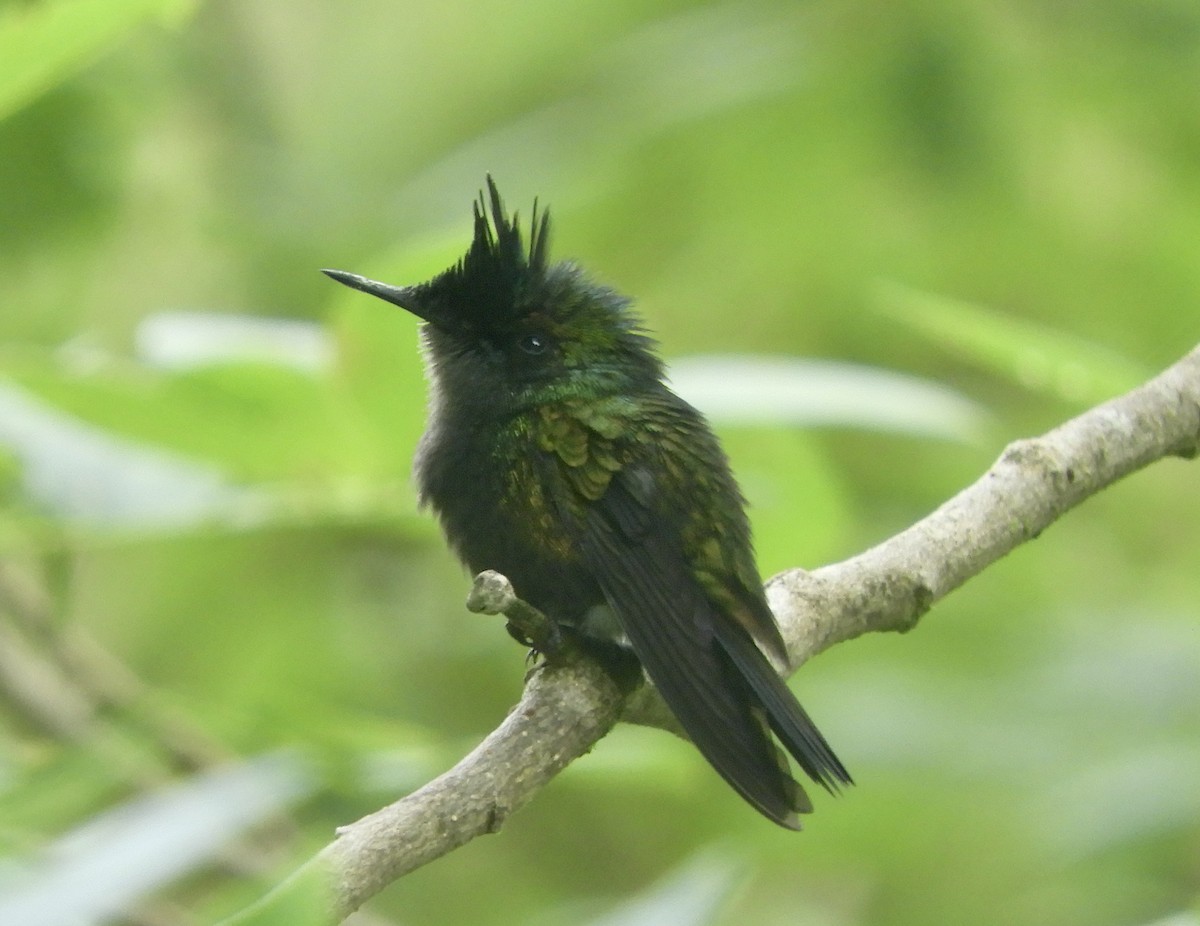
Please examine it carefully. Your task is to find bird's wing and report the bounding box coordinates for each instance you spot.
[580,468,811,827]
[536,394,850,824]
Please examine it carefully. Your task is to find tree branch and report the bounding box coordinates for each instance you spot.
[765,341,1199,665]
[227,343,1200,926]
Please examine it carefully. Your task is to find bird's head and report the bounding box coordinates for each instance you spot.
[324,177,662,412]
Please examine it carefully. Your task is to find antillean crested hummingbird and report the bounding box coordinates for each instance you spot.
[323,177,850,827]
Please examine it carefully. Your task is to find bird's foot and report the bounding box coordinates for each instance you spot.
[466,570,569,661]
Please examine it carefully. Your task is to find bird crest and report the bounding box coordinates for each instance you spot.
[323,176,663,388]
[406,176,552,334]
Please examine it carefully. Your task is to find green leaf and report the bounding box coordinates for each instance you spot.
[875,283,1152,404]
[583,851,743,926]
[0,0,196,122]
[0,754,314,924]
[0,376,252,527]
[0,341,423,529]
[717,425,850,575]
[1,354,360,480]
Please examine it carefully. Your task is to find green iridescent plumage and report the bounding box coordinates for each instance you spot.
[323,177,851,827]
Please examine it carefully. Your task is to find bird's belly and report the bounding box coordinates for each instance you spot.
[457,526,605,633]
[418,423,618,640]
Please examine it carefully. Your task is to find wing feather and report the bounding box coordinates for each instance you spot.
[710,614,852,792]
[540,393,851,825]
[582,474,811,826]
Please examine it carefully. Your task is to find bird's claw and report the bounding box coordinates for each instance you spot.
[470,571,569,662]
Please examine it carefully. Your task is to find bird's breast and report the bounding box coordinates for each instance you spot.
[414,413,604,627]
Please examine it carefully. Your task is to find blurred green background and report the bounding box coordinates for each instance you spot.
[1,1,1198,924]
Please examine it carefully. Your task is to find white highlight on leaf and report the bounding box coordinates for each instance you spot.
[669,355,989,443]
[136,311,334,373]
[0,753,314,926]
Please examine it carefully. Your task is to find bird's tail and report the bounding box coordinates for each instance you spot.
[712,617,853,798]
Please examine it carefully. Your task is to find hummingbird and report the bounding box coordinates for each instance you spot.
[323,177,851,828]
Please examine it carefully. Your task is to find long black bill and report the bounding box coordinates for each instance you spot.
[321,269,429,321]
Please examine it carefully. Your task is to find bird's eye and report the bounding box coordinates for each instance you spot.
[518,333,548,355]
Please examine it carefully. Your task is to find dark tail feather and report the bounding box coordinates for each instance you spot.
[616,595,814,828]
[713,618,853,793]
[581,484,848,827]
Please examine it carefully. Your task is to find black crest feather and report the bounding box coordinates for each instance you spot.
[409,175,551,333]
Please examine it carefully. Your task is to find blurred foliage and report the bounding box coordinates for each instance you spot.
[0,0,1198,924]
